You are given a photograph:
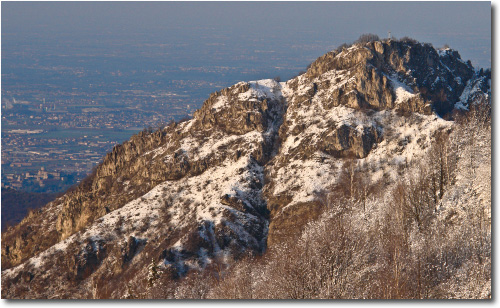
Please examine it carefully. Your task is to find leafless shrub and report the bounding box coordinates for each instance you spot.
[355,33,380,44]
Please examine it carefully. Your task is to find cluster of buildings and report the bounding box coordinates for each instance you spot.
[3,167,64,189]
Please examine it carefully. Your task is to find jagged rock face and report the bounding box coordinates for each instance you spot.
[304,40,475,117]
[193,82,275,135]
[1,39,490,298]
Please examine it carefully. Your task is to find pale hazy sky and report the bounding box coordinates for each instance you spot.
[1,1,492,68]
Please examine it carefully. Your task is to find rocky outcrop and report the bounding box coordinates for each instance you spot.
[303,40,475,117]
[318,124,382,158]
[70,238,107,281]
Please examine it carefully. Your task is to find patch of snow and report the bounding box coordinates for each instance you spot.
[386,73,416,104]
[238,79,282,102]
[211,96,229,111]
[456,76,486,110]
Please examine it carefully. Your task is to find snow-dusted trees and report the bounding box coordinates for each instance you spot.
[147,259,162,287]
[336,159,372,211]
[206,206,359,299]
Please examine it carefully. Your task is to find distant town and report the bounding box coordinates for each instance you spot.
[1,85,198,193]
